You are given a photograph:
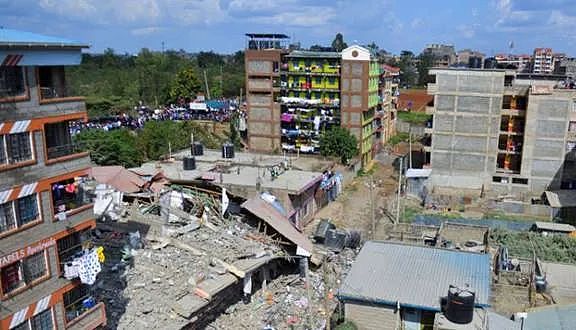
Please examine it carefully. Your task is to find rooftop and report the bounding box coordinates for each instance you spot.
[0,28,88,48]
[245,33,289,39]
[339,241,491,311]
[533,221,576,233]
[286,50,341,59]
[134,150,326,195]
[523,304,576,330]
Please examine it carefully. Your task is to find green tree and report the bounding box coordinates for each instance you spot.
[398,50,417,87]
[417,52,436,86]
[169,67,202,102]
[331,33,348,52]
[75,129,143,167]
[320,127,358,164]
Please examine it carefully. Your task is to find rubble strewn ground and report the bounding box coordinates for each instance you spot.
[92,183,357,330]
[207,249,356,330]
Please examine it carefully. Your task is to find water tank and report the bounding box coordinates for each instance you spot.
[325,229,346,251]
[183,157,196,171]
[222,143,235,159]
[345,230,362,249]
[191,142,204,156]
[314,219,336,243]
[445,286,475,324]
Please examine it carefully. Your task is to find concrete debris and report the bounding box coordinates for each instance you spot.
[207,248,357,330]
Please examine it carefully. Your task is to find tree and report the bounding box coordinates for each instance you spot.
[320,127,358,164]
[75,129,143,167]
[331,33,348,52]
[398,50,417,87]
[417,52,436,86]
[169,67,202,102]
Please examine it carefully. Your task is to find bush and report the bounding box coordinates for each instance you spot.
[320,127,359,164]
[397,111,431,125]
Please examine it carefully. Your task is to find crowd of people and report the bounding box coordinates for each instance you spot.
[71,99,241,134]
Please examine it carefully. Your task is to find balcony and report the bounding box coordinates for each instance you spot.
[66,302,106,330]
[38,66,83,104]
[427,83,438,94]
[44,120,87,162]
[51,176,92,219]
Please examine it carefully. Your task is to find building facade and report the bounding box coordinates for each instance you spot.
[0,30,106,329]
[533,48,554,74]
[422,44,457,68]
[376,64,399,145]
[426,68,576,200]
[494,54,532,72]
[245,34,387,167]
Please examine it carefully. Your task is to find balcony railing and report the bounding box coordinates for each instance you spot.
[66,302,106,330]
[46,143,83,160]
[427,83,438,94]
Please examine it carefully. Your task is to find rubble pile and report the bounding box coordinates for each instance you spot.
[208,249,357,330]
[92,187,289,329]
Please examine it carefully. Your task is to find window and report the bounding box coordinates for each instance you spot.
[9,308,54,330]
[51,177,91,214]
[512,178,528,185]
[569,121,576,132]
[16,195,39,226]
[0,67,26,98]
[0,193,40,235]
[64,284,93,322]
[1,132,33,164]
[0,201,16,233]
[30,308,54,330]
[57,229,92,269]
[1,251,47,294]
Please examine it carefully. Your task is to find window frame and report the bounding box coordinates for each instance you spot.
[0,193,42,238]
[0,132,35,169]
[0,66,29,103]
[0,249,50,298]
[10,307,55,330]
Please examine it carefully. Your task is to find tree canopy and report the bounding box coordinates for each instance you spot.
[320,127,358,164]
[67,49,245,117]
[331,33,348,52]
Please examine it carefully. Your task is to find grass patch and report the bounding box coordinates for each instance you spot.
[397,111,432,125]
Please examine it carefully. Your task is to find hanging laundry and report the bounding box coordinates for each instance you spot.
[78,249,102,285]
[313,116,321,131]
[64,260,81,280]
[96,246,105,263]
[281,113,293,122]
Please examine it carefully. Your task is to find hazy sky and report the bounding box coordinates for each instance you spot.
[2,0,576,55]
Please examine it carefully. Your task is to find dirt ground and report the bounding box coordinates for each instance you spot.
[306,151,401,239]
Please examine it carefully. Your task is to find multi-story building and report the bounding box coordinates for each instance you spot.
[245,34,385,166]
[375,64,399,145]
[555,58,576,79]
[456,49,485,68]
[494,54,532,72]
[425,68,576,202]
[0,29,106,329]
[422,44,457,68]
[532,48,554,74]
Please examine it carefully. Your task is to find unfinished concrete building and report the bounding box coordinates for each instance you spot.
[426,68,576,204]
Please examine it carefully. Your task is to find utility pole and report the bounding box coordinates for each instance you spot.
[370,175,376,239]
[395,157,403,225]
[409,130,413,169]
[203,70,211,99]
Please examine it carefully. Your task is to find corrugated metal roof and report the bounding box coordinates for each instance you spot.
[242,196,313,253]
[0,28,88,48]
[544,190,576,208]
[533,221,576,232]
[339,241,491,311]
[523,304,576,330]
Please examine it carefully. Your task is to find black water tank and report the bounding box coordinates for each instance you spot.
[445,286,475,324]
[325,229,346,251]
[192,142,204,156]
[222,143,235,159]
[345,230,362,249]
[314,219,336,243]
[183,157,196,171]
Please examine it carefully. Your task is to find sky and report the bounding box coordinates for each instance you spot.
[1,0,576,56]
